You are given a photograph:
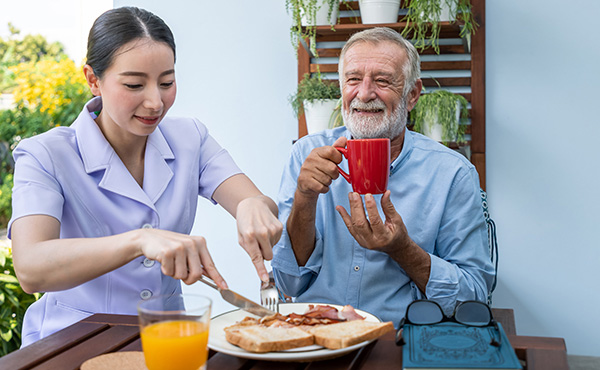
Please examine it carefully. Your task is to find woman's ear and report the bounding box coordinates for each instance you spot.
[83,65,101,96]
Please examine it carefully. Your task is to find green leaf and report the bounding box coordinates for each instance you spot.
[0,274,19,284]
[0,328,13,342]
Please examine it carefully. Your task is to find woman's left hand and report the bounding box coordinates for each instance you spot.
[236,195,283,282]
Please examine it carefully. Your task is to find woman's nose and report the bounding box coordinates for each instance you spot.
[143,86,163,111]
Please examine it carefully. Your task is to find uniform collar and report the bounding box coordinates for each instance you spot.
[74,97,175,207]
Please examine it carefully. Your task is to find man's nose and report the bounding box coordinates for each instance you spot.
[356,78,377,102]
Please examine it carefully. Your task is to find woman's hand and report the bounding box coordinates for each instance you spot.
[213,174,283,283]
[135,228,227,289]
[236,195,283,282]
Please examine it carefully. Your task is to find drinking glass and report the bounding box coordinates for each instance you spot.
[138,294,212,370]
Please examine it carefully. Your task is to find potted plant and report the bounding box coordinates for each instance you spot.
[401,0,478,54]
[286,0,342,56]
[410,89,468,143]
[290,73,341,134]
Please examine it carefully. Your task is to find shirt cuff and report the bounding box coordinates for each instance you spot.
[425,253,459,315]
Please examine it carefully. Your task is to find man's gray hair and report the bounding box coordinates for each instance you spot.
[338,27,420,98]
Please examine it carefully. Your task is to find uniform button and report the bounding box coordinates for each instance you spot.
[140,289,153,300]
[143,258,155,268]
[142,224,153,229]
[354,266,360,271]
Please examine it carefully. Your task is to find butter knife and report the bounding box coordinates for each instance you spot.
[198,276,276,317]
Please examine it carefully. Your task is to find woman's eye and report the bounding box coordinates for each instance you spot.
[125,84,142,89]
[161,81,175,88]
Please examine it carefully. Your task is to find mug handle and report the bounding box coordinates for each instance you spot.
[335,147,351,183]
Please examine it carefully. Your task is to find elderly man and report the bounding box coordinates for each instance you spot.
[272,27,494,325]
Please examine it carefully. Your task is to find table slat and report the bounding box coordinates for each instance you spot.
[31,325,139,370]
[0,322,108,370]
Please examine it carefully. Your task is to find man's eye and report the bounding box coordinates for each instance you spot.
[125,84,142,89]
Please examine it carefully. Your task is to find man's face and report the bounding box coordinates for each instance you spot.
[340,41,410,139]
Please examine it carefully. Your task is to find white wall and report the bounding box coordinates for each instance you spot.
[114,0,600,356]
[113,0,298,318]
[486,0,600,357]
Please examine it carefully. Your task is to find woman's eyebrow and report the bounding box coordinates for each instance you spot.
[119,69,175,77]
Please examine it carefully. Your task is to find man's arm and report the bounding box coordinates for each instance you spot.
[287,136,347,266]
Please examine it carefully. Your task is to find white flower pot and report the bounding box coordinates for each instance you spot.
[301,0,340,26]
[359,0,401,24]
[303,99,338,134]
[421,101,461,142]
[439,2,456,22]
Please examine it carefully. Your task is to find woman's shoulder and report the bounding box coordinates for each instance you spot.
[16,126,77,155]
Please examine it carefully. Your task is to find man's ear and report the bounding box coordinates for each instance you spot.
[406,79,423,112]
[83,65,101,96]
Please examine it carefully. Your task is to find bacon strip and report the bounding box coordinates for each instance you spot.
[257,304,364,327]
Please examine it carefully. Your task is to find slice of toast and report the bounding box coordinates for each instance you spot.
[308,320,394,350]
[225,325,314,353]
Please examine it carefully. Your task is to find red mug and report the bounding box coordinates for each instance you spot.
[335,138,391,194]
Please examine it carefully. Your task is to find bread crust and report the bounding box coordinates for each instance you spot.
[225,325,314,353]
[309,320,395,350]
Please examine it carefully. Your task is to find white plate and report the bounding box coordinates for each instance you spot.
[208,302,381,362]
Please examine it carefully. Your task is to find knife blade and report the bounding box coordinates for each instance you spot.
[198,276,276,317]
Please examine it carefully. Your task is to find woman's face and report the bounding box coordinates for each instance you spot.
[88,39,176,140]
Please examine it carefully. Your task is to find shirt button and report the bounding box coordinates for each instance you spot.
[142,224,153,229]
[143,258,155,268]
[354,266,360,271]
[140,289,153,300]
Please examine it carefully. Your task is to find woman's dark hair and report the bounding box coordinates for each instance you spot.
[86,6,176,79]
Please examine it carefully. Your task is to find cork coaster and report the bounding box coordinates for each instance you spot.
[80,351,148,370]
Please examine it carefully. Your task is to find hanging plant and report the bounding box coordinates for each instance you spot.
[401,0,478,54]
[411,89,469,143]
[286,0,343,57]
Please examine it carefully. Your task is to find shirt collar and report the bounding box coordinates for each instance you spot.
[390,129,414,175]
[73,97,175,206]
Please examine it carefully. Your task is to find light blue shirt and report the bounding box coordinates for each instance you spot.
[9,97,242,346]
[272,126,494,326]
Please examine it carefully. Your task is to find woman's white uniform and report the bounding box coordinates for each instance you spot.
[8,96,242,347]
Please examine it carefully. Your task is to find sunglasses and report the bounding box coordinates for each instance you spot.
[395,299,501,347]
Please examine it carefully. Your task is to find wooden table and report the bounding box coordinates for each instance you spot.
[0,313,568,370]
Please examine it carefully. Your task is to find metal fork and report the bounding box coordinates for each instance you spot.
[260,272,280,313]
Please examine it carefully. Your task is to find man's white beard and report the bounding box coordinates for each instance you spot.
[342,96,408,140]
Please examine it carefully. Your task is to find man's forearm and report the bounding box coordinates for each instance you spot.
[388,239,431,294]
[286,190,319,266]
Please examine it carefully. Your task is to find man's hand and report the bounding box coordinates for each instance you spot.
[296,136,347,199]
[336,190,410,253]
[335,190,431,292]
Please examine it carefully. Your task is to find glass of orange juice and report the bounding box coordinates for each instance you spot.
[138,294,212,370]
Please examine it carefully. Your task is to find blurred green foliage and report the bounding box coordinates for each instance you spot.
[0,242,41,356]
[0,24,91,230]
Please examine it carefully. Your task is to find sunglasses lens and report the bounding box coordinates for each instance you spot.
[455,301,490,326]
[407,300,443,324]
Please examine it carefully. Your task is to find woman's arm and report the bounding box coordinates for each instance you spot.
[212,174,283,282]
[11,215,227,294]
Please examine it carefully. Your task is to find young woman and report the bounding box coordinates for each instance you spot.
[8,6,282,347]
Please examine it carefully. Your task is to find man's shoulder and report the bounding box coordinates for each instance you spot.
[408,130,475,170]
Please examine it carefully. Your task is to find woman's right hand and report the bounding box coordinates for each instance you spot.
[135,228,227,289]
